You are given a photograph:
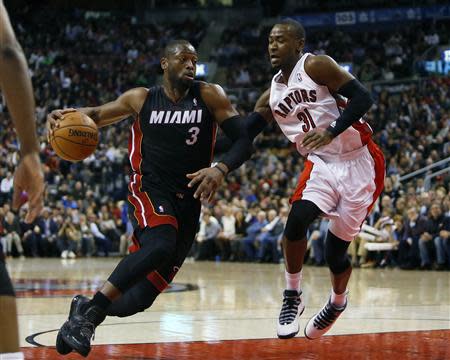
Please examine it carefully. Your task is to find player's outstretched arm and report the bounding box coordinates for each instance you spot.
[302,55,373,151]
[46,87,148,135]
[213,88,272,154]
[0,0,44,223]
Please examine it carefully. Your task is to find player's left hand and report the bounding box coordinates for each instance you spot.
[302,128,334,151]
[186,166,226,202]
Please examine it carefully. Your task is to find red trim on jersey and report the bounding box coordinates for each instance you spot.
[146,270,169,293]
[127,189,146,228]
[352,121,373,146]
[128,233,140,254]
[290,159,314,204]
[210,123,218,164]
[365,140,385,216]
[129,117,143,173]
[129,174,179,230]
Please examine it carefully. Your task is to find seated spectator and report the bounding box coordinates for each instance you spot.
[195,209,221,261]
[216,205,236,261]
[229,208,248,262]
[419,203,442,269]
[57,217,81,259]
[79,214,95,257]
[1,211,24,258]
[99,206,121,251]
[257,208,286,263]
[88,213,111,257]
[308,218,328,266]
[435,213,450,270]
[242,210,268,261]
[398,207,428,270]
[362,216,399,268]
[38,208,59,256]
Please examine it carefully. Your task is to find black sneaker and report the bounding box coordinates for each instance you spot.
[304,296,347,340]
[277,290,305,339]
[56,295,90,355]
[60,303,106,357]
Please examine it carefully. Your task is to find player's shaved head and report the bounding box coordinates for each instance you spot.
[163,40,196,57]
[276,19,305,41]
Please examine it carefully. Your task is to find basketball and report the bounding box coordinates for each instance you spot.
[50,111,99,162]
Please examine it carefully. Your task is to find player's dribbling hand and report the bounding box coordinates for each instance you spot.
[12,152,44,223]
[186,166,226,202]
[302,128,334,151]
[46,108,77,142]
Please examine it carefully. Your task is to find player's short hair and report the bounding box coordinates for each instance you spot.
[163,40,195,57]
[277,18,305,41]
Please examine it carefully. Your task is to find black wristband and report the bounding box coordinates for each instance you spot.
[214,164,227,176]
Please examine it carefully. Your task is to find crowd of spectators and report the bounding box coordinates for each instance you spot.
[214,19,449,89]
[0,8,448,271]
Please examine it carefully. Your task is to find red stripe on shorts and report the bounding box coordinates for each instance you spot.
[146,270,169,293]
[365,139,385,216]
[290,159,314,204]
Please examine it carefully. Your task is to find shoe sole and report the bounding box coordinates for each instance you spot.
[277,306,305,339]
[61,331,91,358]
[56,330,72,355]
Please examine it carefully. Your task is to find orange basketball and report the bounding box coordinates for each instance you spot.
[50,111,99,162]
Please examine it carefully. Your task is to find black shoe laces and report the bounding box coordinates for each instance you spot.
[313,302,342,330]
[80,320,96,341]
[279,293,301,325]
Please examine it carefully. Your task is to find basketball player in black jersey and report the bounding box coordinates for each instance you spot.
[47,40,254,357]
[0,1,45,359]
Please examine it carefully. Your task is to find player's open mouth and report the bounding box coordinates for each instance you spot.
[184,73,194,79]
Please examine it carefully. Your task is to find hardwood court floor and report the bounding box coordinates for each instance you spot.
[5,258,450,359]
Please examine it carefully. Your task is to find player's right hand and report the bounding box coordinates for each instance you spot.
[12,152,45,223]
[46,108,77,141]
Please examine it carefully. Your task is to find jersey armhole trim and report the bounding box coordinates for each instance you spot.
[302,54,331,90]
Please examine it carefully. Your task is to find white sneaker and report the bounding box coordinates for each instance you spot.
[61,250,68,259]
[304,297,347,340]
[68,251,76,259]
[277,290,305,339]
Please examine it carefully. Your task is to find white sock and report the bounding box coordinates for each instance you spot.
[0,352,24,360]
[331,288,348,307]
[285,270,302,293]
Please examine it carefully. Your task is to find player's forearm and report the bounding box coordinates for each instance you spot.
[326,79,373,137]
[0,42,39,155]
[77,107,126,128]
[219,116,254,173]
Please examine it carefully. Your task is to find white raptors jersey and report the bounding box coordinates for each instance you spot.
[270,53,373,158]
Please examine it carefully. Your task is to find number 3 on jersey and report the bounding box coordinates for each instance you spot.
[186,126,200,145]
[296,108,316,132]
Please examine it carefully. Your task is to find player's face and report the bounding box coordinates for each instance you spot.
[268,25,302,69]
[164,46,198,88]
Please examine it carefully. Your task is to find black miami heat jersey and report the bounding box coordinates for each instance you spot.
[128,81,217,195]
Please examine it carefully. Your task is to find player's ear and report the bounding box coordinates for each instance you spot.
[161,57,168,71]
[296,38,305,54]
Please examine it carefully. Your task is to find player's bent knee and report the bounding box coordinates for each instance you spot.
[325,231,351,274]
[140,225,177,262]
[326,253,351,274]
[283,200,322,241]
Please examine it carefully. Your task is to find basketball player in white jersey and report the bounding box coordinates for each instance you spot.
[0,1,45,359]
[242,19,385,339]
